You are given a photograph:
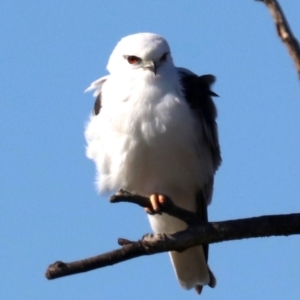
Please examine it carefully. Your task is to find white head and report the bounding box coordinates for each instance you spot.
[107,33,174,76]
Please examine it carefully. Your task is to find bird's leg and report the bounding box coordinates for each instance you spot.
[144,193,167,214]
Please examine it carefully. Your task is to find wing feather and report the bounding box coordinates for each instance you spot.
[85,75,109,115]
[178,68,221,171]
[179,68,221,289]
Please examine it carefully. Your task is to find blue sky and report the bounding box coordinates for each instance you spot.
[1,1,300,299]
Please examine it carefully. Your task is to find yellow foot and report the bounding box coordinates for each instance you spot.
[144,193,167,214]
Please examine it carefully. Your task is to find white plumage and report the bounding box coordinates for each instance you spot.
[85,33,220,293]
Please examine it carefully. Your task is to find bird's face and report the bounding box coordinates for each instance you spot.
[107,33,174,77]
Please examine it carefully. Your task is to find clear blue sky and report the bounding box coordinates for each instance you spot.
[1,1,300,299]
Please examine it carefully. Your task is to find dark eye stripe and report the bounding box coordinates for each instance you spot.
[160,52,169,62]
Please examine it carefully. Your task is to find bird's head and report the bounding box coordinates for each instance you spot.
[107,33,174,76]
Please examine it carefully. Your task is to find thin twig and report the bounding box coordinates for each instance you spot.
[257,0,300,79]
[110,189,202,226]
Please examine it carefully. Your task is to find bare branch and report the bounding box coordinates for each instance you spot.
[257,0,300,79]
[46,211,300,280]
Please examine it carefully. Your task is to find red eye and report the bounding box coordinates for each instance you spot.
[127,56,141,64]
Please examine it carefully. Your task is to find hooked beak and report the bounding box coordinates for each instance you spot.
[143,61,157,75]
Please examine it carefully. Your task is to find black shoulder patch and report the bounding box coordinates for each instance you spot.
[179,71,222,170]
[93,93,102,116]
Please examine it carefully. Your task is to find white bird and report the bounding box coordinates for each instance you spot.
[85,32,221,294]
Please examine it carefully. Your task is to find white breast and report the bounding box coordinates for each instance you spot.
[85,71,213,205]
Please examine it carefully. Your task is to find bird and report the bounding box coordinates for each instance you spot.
[85,32,221,294]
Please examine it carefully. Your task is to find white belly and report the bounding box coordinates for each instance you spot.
[85,75,214,232]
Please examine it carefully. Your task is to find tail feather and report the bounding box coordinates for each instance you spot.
[147,189,216,292]
[208,266,217,288]
[170,245,211,290]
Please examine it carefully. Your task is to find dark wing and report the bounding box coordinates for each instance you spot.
[179,68,220,289]
[93,93,102,115]
[85,76,109,116]
[196,187,216,288]
[178,69,221,171]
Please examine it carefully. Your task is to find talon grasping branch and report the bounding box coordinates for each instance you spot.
[145,193,167,214]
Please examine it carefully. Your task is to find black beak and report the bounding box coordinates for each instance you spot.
[144,61,157,75]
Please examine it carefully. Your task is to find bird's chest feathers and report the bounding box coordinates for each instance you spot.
[102,76,194,146]
[92,75,204,193]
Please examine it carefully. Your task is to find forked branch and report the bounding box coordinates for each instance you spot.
[45,191,300,280]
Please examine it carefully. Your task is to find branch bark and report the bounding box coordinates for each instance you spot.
[45,191,300,280]
[110,189,202,226]
[256,0,300,79]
